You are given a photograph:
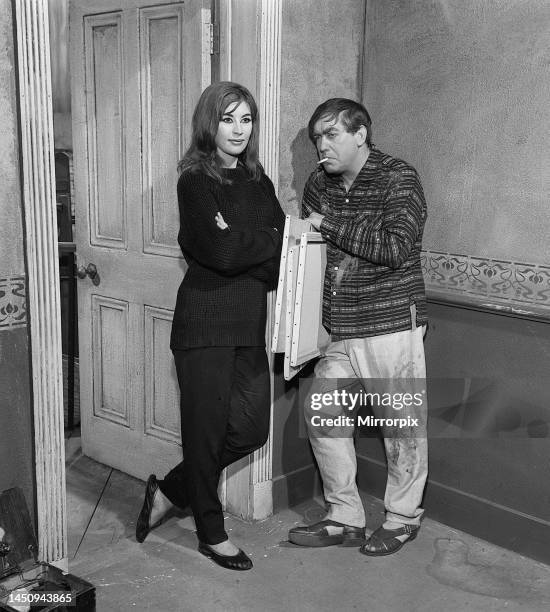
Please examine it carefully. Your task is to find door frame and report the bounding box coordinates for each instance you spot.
[16,0,283,562]
[217,0,283,521]
[14,0,67,565]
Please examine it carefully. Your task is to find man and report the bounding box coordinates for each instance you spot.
[288,98,428,556]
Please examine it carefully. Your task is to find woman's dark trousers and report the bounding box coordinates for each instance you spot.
[158,346,270,545]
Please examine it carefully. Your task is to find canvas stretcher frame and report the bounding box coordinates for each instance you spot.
[272,216,328,380]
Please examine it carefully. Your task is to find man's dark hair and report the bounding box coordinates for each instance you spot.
[308,98,373,148]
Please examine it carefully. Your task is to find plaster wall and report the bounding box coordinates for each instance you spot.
[357,0,550,562]
[362,0,550,263]
[277,0,366,217]
[1,1,25,275]
[272,0,366,504]
[0,0,36,522]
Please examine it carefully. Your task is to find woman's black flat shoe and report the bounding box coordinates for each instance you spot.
[198,542,253,571]
[136,474,159,543]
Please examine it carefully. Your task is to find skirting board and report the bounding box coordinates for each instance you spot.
[272,464,323,514]
[356,454,550,566]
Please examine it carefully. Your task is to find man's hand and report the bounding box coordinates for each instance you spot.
[306,212,325,231]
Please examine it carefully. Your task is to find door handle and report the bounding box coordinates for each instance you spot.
[77,262,101,286]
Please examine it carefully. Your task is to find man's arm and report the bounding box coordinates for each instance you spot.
[319,168,426,269]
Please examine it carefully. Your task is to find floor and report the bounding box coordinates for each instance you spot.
[64,432,550,612]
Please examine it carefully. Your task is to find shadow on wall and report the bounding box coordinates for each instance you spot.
[271,127,319,509]
[272,352,321,510]
[289,127,317,211]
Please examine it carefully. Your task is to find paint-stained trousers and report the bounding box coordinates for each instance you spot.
[158,347,270,545]
[305,325,428,528]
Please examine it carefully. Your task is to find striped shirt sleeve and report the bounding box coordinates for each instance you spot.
[319,167,426,269]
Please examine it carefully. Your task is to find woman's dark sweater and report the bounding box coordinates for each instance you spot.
[170,166,285,349]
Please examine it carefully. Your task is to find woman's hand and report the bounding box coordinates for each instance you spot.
[215,212,229,230]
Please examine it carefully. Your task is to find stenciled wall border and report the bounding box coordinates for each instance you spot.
[0,276,27,329]
[422,250,550,320]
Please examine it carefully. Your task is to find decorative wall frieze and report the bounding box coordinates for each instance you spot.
[422,250,550,316]
[0,276,27,329]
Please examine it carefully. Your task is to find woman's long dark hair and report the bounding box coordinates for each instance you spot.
[178,81,263,183]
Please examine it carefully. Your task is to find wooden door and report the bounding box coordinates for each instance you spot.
[70,0,210,479]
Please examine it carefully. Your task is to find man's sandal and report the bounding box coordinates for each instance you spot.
[359,524,420,556]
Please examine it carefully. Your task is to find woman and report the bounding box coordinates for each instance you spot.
[136,82,285,571]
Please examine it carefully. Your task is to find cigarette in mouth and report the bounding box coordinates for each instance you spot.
[317,158,329,164]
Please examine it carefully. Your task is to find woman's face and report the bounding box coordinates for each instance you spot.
[215,100,253,168]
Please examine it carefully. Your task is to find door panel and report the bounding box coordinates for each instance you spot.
[71,0,209,479]
[92,296,130,426]
[144,306,181,444]
[84,13,126,248]
[141,5,185,256]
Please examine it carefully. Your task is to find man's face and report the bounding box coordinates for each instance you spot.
[311,113,364,175]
